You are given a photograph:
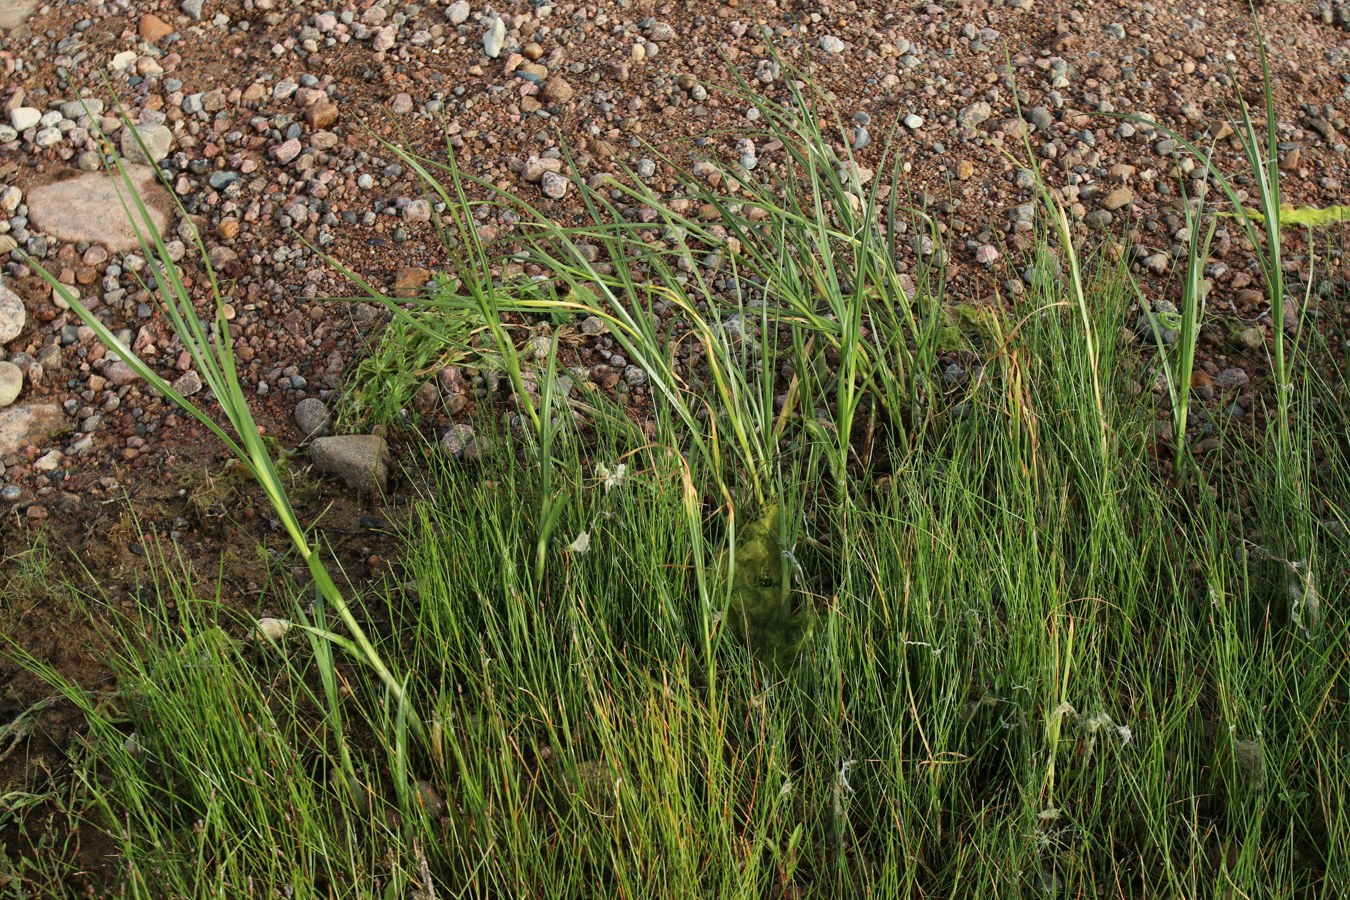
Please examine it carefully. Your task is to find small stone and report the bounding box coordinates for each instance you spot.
[0,284,24,345]
[110,51,138,72]
[819,35,845,53]
[182,0,204,21]
[540,171,569,200]
[1102,187,1134,211]
[10,108,40,132]
[272,138,303,164]
[403,198,432,223]
[372,25,397,52]
[580,315,606,335]
[139,13,174,42]
[120,123,174,165]
[975,244,1000,265]
[294,397,332,439]
[1137,300,1180,345]
[442,423,487,461]
[1084,210,1113,230]
[483,17,506,59]
[903,113,924,129]
[305,100,339,129]
[0,361,21,407]
[542,77,575,104]
[104,360,139,386]
[254,617,292,642]
[956,160,975,180]
[1142,253,1169,275]
[521,155,563,183]
[172,369,203,396]
[1229,324,1264,352]
[1025,106,1054,131]
[446,0,470,24]
[310,435,391,493]
[958,101,993,129]
[394,265,432,297]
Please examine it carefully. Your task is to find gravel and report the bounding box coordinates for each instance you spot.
[0,0,1340,513]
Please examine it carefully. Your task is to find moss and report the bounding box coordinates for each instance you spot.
[718,504,812,671]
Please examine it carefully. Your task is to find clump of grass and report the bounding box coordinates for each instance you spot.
[334,272,482,430]
[3,50,1349,898]
[1135,195,1217,477]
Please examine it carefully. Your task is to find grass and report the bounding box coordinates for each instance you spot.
[3,53,1350,897]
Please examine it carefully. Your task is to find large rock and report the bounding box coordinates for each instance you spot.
[26,167,171,252]
[0,1,40,31]
[0,283,23,345]
[0,403,69,456]
[309,435,390,493]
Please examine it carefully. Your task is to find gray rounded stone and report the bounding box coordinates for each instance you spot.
[0,284,23,345]
[120,123,174,165]
[294,397,332,439]
[310,435,390,493]
[0,361,21,407]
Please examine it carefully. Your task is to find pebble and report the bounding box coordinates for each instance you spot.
[958,102,993,129]
[310,435,391,493]
[9,108,40,132]
[1025,106,1054,131]
[272,138,303,164]
[484,18,506,59]
[139,13,174,43]
[172,370,203,396]
[819,36,845,54]
[442,423,486,461]
[0,1,39,30]
[0,361,21,407]
[0,284,24,345]
[372,25,397,53]
[403,198,432,223]
[1229,325,1264,352]
[904,114,925,130]
[446,1,470,25]
[1102,187,1135,211]
[543,77,575,105]
[254,617,292,642]
[305,100,340,129]
[294,397,332,439]
[540,171,569,200]
[120,123,174,165]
